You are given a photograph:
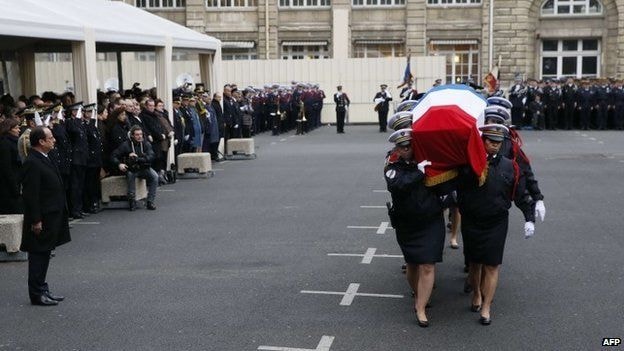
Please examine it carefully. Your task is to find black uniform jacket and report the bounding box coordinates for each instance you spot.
[20,151,71,252]
[0,135,22,213]
[457,154,533,222]
[385,158,443,228]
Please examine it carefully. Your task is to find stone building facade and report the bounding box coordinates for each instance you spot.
[127,0,624,86]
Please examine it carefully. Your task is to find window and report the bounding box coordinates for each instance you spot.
[281,44,329,59]
[135,52,156,61]
[353,43,405,58]
[352,0,404,6]
[540,39,600,79]
[427,0,481,5]
[96,53,117,61]
[429,43,480,84]
[279,0,329,7]
[35,53,72,62]
[541,0,602,15]
[206,0,257,7]
[136,0,186,8]
[222,49,258,60]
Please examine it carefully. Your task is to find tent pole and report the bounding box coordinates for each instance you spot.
[116,51,123,92]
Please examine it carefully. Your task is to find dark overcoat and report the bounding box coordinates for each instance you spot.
[20,151,71,252]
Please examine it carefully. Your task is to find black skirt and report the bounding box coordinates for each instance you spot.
[394,214,445,264]
[461,213,509,266]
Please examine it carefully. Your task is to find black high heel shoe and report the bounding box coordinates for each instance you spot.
[414,309,429,328]
[479,315,491,326]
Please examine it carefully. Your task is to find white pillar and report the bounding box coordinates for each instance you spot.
[72,28,98,103]
[17,48,36,96]
[332,8,349,59]
[155,36,173,170]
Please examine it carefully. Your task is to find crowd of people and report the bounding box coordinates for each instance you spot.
[0,80,329,216]
[384,94,546,327]
[504,76,624,131]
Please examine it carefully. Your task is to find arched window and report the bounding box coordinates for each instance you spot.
[541,0,602,16]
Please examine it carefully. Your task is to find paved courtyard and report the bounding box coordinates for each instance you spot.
[1,125,622,350]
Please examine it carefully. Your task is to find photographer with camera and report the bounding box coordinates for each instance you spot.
[111,125,158,211]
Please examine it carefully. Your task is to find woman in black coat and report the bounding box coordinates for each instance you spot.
[457,124,534,326]
[106,109,130,175]
[384,128,444,328]
[0,118,23,214]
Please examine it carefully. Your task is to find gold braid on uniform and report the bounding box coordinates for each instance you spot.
[424,169,459,187]
[478,164,489,187]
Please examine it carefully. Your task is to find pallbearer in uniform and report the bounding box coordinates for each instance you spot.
[384,128,444,328]
[456,124,535,326]
[333,85,350,134]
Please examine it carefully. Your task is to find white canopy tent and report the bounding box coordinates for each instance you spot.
[0,0,222,114]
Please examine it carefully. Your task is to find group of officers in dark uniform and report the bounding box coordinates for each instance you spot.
[508,76,624,130]
[383,92,546,328]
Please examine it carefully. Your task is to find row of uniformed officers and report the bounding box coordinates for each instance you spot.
[508,77,624,130]
[384,96,546,327]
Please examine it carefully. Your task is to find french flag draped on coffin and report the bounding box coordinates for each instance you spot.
[408,84,488,188]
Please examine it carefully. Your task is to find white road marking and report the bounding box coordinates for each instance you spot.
[328,248,403,264]
[372,190,388,193]
[588,137,596,141]
[158,189,176,192]
[347,222,393,234]
[360,205,386,209]
[376,221,390,234]
[280,138,287,142]
[70,221,100,225]
[258,336,335,351]
[212,168,225,171]
[300,283,403,306]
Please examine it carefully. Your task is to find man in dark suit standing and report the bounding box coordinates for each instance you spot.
[21,126,71,306]
[374,84,392,132]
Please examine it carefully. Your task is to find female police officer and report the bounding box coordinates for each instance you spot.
[457,124,534,325]
[384,128,445,328]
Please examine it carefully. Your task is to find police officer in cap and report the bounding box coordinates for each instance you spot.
[457,123,535,326]
[384,128,443,327]
[374,84,392,132]
[65,102,89,219]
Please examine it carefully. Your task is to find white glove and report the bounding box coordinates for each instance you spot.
[174,139,179,146]
[524,221,535,239]
[184,135,189,141]
[417,160,431,173]
[534,200,546,221]
[234,124,239,128]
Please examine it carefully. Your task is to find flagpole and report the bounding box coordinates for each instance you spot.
[488,0,494,71]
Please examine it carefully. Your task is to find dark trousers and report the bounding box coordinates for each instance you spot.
[546,107,558,130]
[336,109,346,133]
[70,165,86,215]
[596,104,608,130]
[579,108,591,129]
[83,166,100,211]
[378,110,388,132]
[563,106,575,130]
[615,105,624,130]
[28,251,51,298]
[511,107,524,127]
